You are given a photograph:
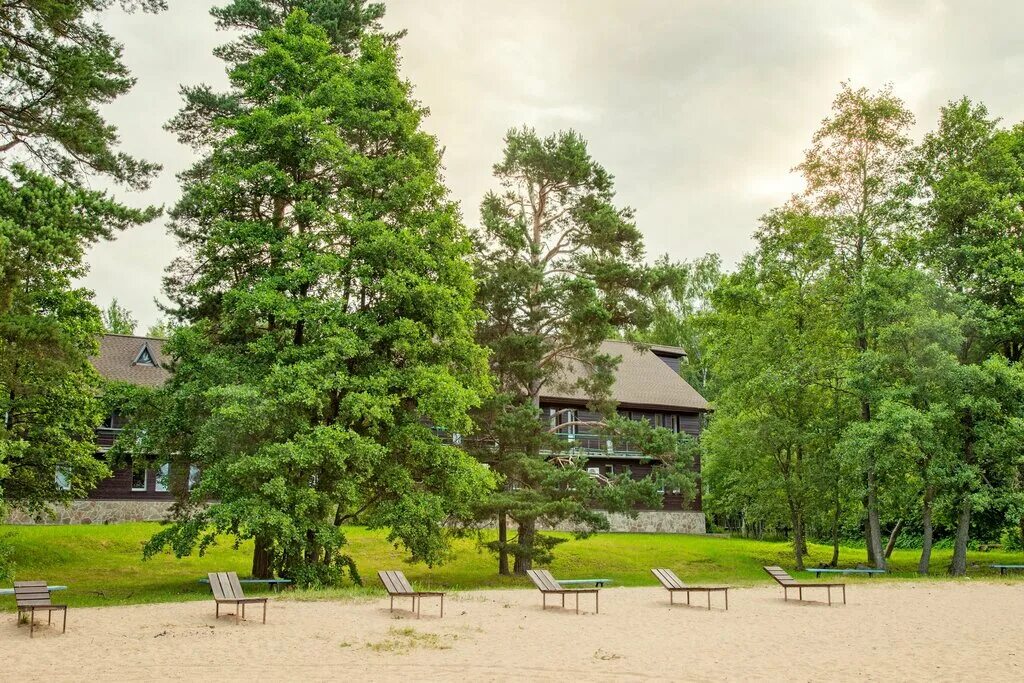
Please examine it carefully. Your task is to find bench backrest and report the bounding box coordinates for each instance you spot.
[526,569,562,593]
[651,568,686,590]
[763,566,798,586]
[14,581,51,608]
[378,570,416,596]
[208,572,245,600]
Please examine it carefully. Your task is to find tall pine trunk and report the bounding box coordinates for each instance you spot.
[918,486,934,575]
[865,464,885,568]
[513,519,535,574]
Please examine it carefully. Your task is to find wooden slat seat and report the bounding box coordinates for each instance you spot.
[763,566,846,605]
[526,569,600,614]
[651,568,729,610]
[378,571,444,618]
[208,572,269,624]
[14,581,67,638]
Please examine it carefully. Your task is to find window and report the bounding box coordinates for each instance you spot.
[451,432,463,446]
[155,463,170,492]
[188,465,200,491]
[667,414,678,433]
[101,412,125,430]
[586,467,600,477]
[55,468,71,491]
[134,344,156,366]
[604,464,614,476]
[132,468,148,492]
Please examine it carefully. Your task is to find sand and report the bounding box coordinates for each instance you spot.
[5,581,1023,681]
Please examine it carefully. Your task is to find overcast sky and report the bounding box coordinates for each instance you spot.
[85,0,1024,331]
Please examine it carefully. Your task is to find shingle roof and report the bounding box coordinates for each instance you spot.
[540,340,709,412]
[90,334,170,387]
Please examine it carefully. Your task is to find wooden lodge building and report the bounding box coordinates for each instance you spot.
[8,336,710,533]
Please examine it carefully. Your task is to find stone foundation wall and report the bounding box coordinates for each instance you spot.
[6,500,174,525]
[543,510,706,535]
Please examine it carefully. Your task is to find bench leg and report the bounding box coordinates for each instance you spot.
[783,587,787,601]
[236,603,240,625]
[670,591,673,605]
[216,602,219,618]
[687,591,690,606]
[561,593,565,608]
[595,591,599,614]
[724,590,728,611]
[30,609,34,638]
[576,593,579,615]
[440,594,444,618]
[707,592,711,610]
[798,587,802,602]
[389,595,393,613]
[827,586,831,606]
[63,607,67,633]
[843,585,846,605]
[242,602,246,620]
[417,596,421,619]
[263,600,267,624]
[542,593,546,610]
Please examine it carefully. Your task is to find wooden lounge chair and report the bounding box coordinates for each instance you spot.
[378,570,444,618]
[208,572,269,624]
[763,566,845,605]
[651,568,729,610]
[526,569,599,614]
[14,581,67,638]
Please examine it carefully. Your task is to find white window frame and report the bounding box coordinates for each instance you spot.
[155,463,170,492]
[55,467,71,491]
[131,468,148,492]
[188,465,200,491]
[586,466,600,477]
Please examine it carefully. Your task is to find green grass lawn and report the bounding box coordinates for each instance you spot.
[2,523,1023,608]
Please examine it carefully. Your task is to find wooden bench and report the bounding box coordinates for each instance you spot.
[990,564,1024,576]
[651,568,729,610]
[806,568,886,579]
[14,581,67,637]
[378,570,445,618]
[557,578,612,588]
[764,566,845,605]
[527,569,600,614]
[208,572,269,624]
[199,577,292,592]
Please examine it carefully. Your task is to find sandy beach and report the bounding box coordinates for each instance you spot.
[5,582,1022,681]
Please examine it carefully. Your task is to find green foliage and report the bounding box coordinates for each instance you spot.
[470,127,678,573]
[0,166,157,519]
[4,522,1023,608]
[0,0,164,188]
[129,11,493,586]
[101,298,137,335]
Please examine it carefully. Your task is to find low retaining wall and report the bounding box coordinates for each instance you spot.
[6,500,174,525]
[544,510,706,535]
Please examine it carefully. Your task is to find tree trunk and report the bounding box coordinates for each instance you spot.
[252,537,273,579]
[513,519,535,574]
[918,487,934,575]
[949,495,971,576]
[497,512,510,576]
[829,485,841,567]
[865,467,886,569]
[792,514,806,571]
[884,519,902,560]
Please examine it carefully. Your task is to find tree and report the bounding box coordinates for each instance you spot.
[145,319,175,338]
[0,0,161,560]
[795,83,916,569]
[703,210,849,569]
[130,11,493,585]
[0,166,156,518]
[0,0,164,187]
[913,98,1024,574]
[471,127,684,574]
[101,298,137,335]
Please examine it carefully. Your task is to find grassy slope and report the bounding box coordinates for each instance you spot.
[2,523,1023,608]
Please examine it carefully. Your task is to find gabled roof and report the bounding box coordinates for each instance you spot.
[540,340,709,412]
[91,334,170,387]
